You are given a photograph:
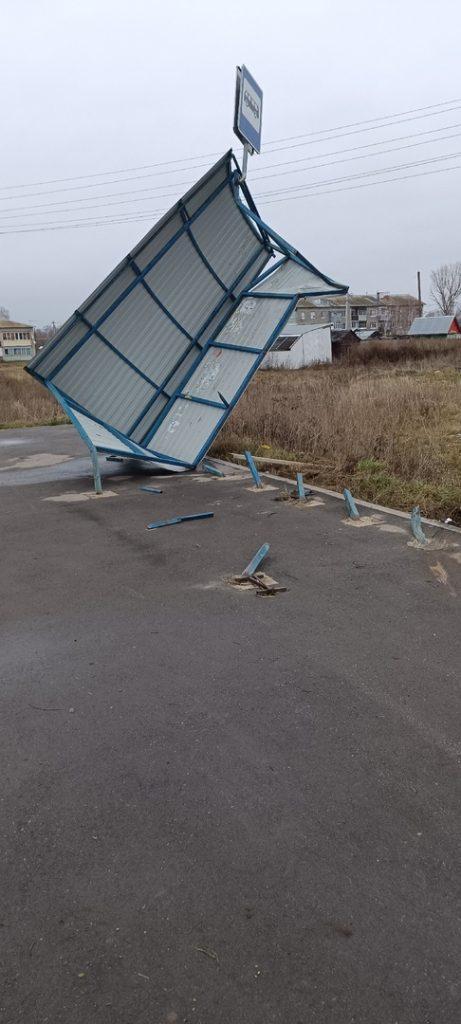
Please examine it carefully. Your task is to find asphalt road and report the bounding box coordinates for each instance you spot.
[1,426,461,1024]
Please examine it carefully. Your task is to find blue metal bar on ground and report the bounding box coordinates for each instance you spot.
[202,462,225,477]
[410,506,428,543]
[343,488,360,520]
[140,485,163,494]
[242,542,270,577]
[147,512,214,530]
[244,450,263,488]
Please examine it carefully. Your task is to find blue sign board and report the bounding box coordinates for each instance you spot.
[234,65,263,154]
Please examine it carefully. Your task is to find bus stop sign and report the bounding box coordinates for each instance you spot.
[234,65,263,154]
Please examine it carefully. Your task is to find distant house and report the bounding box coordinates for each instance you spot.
[261,324,332,369]
[0,320,36,361]
[296,293,421,336]
[408,315,461,338]
[331,329,360,359]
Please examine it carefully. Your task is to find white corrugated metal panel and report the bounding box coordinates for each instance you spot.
[144,234,224,336]
[70,409,157,457]
[133,212,183,272]
[184,347,257,404]
[235,251,271,296]
[185,162,229,216]
[215,296,292,349]
[34,320,88,378]
[53,339,155,434]
[129,394,169,444]
[191,187,264,287]
[147,399,223,463]
[163,346,200,397]
[101,285,190,384]
[83,264,137,324]
[250,258,339,295]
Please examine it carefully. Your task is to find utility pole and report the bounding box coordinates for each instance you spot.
[417,271,422,314]
[345,292,352,330]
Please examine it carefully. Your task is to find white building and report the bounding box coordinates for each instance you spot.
[261,323,332,369]
[0,320,36,361]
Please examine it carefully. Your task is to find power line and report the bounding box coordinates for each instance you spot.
[254,149,461,198]
[254,130,461,184]
[261,96,461,145]
[1,96,460,195]
[3,129,461,223]
[2,145,460,223]
[260,161,461,205]
[261,104,461,156]
[1,158,460,236]
[251,121,461,176]
[2,118,460,208]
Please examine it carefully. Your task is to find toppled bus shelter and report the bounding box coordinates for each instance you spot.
[27,151,347,473]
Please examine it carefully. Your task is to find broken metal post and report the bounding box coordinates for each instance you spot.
[90,448,103,495]
[47,380,103,495]
[242,542,270,577]
[296,472,306,501]
[343,488,360,520]
[202,462,225,478]
[244,450,263,488]
[410,506,428,544]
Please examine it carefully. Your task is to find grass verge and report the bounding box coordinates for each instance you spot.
[0,364,68,428]
[211,339,461,524]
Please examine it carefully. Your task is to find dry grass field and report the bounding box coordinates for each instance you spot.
[0,363,67,428]
[1,338,460,522]
[212,338,461,524]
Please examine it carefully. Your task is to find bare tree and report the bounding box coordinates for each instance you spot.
[430,262,461,315]
[0,306,10,320]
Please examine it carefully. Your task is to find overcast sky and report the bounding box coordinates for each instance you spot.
[2,0,461,325]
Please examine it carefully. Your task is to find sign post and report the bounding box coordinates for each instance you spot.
[234,65,263,181]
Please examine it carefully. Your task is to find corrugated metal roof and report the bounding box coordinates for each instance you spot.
[27,151,347,469]
[271,336,298,352]
[0,320,34,330]
[250,257,343,297]
[408,315,459,335]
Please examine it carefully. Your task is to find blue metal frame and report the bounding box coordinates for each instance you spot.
[31,175,235,384]
[127,256,194,342]
[28,149,349,472]
[128,244,268,442]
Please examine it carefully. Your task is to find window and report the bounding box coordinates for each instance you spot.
[7,345,31,357]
